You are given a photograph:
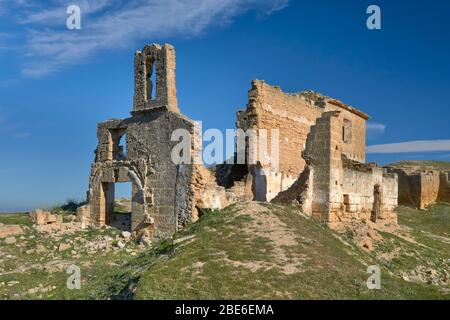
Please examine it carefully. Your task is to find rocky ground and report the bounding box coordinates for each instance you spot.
[0,207,145,299]
[0,202,449,299]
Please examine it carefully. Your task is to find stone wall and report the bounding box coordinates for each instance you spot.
[419,171,441,209]
[340,159,398,224]
[272,110,397,227]
[84,44,211,239]
[438,172,450,201]
[88,110,198,238]
[84,43,246,239]
[133,44,179,113]
[387,168,450,209]
[236,80,368,202]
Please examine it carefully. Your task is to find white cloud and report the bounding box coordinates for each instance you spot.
[3,0,289,77]
[366,122,386,140]
[366,140,450,154]
[0,78,20,87]
[0,110,29,139]
[12,132,29,139]
[19,0,114,25]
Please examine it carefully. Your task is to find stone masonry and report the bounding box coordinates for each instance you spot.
[272,111,398,226]
[234,80,369,202]
[386,167,450,209]
[81,44,208,239]
[80,43,399,237]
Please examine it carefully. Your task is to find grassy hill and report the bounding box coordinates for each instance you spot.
[1,202,449,299]
[387,160,450,174]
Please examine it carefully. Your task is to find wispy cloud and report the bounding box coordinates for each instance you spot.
[12,132,29,139]
[367,140,450,154]
[0,78,20,87]
[0,32,10,51]
[19,0,114,25]
[366,122,386,140]
[0,110,30,139]
[2,0,289,77]
[265,0,290,15]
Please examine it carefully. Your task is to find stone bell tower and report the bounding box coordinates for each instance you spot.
[133,43,179,113]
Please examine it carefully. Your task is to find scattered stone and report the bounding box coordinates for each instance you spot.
[173,235,196,245]
[7,281,19,287]
[76,205,90,229]
[0,224,24,239]
[58,243,71,252]
[28,284,55,295]
[140,237,152,247]
[116,241,125,249]
[36,244,47,254]
[121,231,132,239]
[4,237,16,245]
[29,209,62,226]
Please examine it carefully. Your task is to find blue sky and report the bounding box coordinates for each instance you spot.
[0,0,449,212]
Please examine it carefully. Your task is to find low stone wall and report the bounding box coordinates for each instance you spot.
[386,168,450,209]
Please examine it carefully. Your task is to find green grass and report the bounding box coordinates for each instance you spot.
[397,203,450,237]
[129,204,448,299]
[1,203,449,300]
[0,213,32,227]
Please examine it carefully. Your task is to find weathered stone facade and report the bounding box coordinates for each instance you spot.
[386,167,450,209]
[82,44,203,239]
[272,111,398,226]
[81,43,399,237]
[236,80,368,202]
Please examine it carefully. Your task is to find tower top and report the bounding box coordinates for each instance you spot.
[133,43,179,113]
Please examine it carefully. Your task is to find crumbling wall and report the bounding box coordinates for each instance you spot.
[85,43,250,239]
[236,80,368,202]
[386,168,422,208]
[341,159,398,223]
[272,110,397,227]
[237,80,323,175]
[418,171,441,209]
[85,44,207,239]
[237,80,368,174]
[133,44,179,113]
[438,172,450,202]
[382,173,398,221]
[387,168,450,209]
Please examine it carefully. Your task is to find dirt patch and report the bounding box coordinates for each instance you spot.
[225,202,307,274]
[334,220,383,252]
[0,224,25,239]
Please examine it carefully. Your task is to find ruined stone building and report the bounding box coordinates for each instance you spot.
[234,80,368,202]
[80,44,209,239]
[386,166,450,209]
[79,43,398,238]
[231,81,398,226]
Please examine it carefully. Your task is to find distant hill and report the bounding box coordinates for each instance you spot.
[386,160,450,174]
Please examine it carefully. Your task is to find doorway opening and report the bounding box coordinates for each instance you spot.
[343,194,350,212]
[103,182,132,232]
[371,184,381,222]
